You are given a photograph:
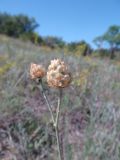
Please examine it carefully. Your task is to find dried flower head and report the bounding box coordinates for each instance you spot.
[30,63,46,79]
[47,59,71,88]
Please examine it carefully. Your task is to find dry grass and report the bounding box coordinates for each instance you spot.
[0,35,120,160]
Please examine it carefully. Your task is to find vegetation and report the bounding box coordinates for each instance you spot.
[0,13,38,40]
[0,12,120,59]
[43,36,66,49]
[103,25,120,58]
[93,25,120,59]
[0,35,120,159]
[67,40,92,56]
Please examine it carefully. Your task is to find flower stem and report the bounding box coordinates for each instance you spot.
[55,126,62,160]
[39,79,55,125]
[39,79,62,160]
[55,89,62,160]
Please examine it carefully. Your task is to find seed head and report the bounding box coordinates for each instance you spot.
[47,59,71,88]
[30,63,46,79]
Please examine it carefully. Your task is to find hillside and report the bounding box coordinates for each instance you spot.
[0,35,120,160]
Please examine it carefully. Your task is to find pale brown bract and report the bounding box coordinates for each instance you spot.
[47,59,71,88]
[30,63,46,79]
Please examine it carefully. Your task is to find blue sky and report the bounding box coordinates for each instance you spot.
[0,0,120,47]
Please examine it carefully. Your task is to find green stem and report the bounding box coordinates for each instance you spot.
[38,79,62,160]
[55,89,62,126]
[55,126,62,160]
[39,79,55,125]
[55,89,62,160]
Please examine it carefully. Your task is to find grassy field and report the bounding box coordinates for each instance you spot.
[0,35,120,160]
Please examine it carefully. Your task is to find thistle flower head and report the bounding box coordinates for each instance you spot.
[47,59,71,88]
[30,63,46,79]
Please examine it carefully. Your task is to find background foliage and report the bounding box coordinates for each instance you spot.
[0,34,120,159]
[0,13,120,59]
